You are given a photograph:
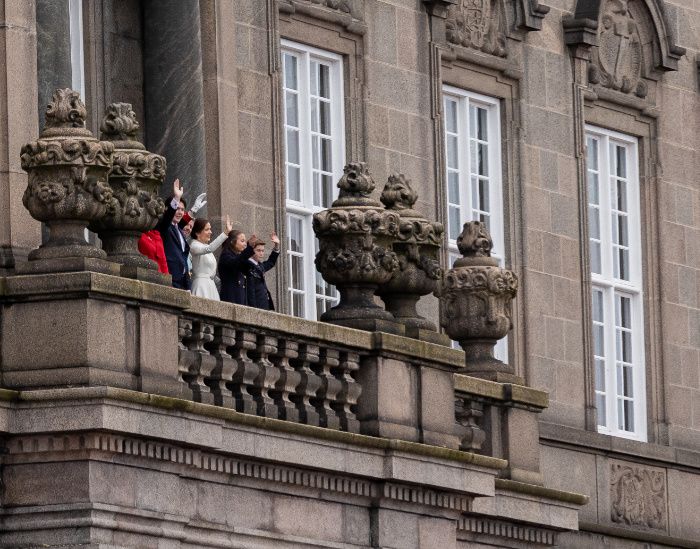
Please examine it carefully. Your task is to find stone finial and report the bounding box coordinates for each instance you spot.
[456,220,493,258]
[88,103,166,281]
[100,102,140,142]
[334,162,379,207]
[380,173,418,211]
[44,88,87,129]
[313,161,402,333]
[376,173,446,343]
[439,220,520,382]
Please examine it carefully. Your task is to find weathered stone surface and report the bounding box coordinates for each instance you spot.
[20,89,115,270]
[88,103,165,273]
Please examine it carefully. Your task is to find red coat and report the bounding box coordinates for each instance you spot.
[138,230,169,274]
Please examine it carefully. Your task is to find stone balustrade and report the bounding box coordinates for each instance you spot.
[178,297,363,432]
[454,373,548,485]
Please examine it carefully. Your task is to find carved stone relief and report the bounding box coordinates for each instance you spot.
[610,462,667,530]
[588,0,648,98]
[445,0,507,57]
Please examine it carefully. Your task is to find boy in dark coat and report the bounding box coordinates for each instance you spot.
[245,233,280,310]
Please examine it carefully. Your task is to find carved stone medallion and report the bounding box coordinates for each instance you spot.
[446,0,507,57]
[610,462,667,530]
[588,0,648,97]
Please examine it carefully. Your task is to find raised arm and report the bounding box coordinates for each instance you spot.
[189,232,228,256]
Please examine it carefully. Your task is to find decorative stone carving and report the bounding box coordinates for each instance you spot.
[305,0,351,12]
[445,0,507,57]
[20,88,114,263]
[376,173,446,341]
[439,221,519,381]
[313,162,402,333]
[588,0,648,98]
[610,463,667,530]
[88,103,167,277]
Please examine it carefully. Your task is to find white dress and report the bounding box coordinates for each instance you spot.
[190,233,228,300]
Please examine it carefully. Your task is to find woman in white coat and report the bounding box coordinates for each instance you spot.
[190,216,233,300]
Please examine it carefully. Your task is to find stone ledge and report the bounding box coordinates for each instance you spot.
[495,479,589,506]
[540,421,700,471]
[455,374,549,409]
[577,521,699,549]
[8,385,507,472]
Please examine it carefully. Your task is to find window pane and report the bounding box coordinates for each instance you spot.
[321,138,332,172]
[284,53,298,90]
[318,63,330,98]
[447,136,458,169]
[286,129,299,164]
[597,393,607,428]
[319,101,331,135]
[616,180,627,212]
[616,145,626,178]
[448,206,461,240]
[586,136,598,170]
[588,207,600,239]
[592,289,604,323]
[590,241,601,274]
[588,172,599,204]
[321,173,333,208]
[448,171,459,204]
[288,217,303,253]
[291,256,304,290]
[285,91,299,127]
[293,293,305,317]
[287,166,300,201]
[478,179,490,212]
[478,143,488,176]
[445,99,457,133]
[595,359,605,391]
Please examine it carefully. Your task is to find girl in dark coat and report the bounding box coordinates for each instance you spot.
[246,232,281,310]
[218,230,255,305]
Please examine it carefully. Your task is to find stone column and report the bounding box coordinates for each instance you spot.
[0,1,42,270]
[142,0,207,206]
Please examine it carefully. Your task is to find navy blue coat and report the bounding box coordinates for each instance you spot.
[245,250,279,310]
[155,200,190,289]
[218,245,255,304]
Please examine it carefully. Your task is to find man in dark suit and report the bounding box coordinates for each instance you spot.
[155,179,191,290]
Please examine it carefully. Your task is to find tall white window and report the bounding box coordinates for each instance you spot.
[282,41,344,320]
[587,126,646,441]
[69,0,85,98]
[443,86,506,360]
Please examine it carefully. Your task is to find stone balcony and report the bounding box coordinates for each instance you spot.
[0,269,587,548]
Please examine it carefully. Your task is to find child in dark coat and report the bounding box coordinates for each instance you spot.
[218,230,255,305]
[246,233,280,310]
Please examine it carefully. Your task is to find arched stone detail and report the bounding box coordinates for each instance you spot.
[564,0,685,72]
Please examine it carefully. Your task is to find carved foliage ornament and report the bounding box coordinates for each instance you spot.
[610,463,667,530]
[589,0,648,98]
[446,0,507,57]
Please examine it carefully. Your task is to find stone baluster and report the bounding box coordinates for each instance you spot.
[204,325,236,408]
[333,351,361,433]
[455,396,486,452]
[291,343,322,426]
[270,339,301,422]
[312,347,342,430]
[177,317,194,394]
[181,320,216,404]
[229,329,259,415]
[250,334,281,418]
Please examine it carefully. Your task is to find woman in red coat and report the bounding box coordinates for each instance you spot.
[138,230,169,274]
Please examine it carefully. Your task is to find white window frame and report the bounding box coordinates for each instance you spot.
[281,40,345,320]
[586,125,646,441]
[443,86,506,361]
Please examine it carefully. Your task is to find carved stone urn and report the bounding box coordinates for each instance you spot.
[88,103,167,280]
[439,221,520,382]
[20,88,115,270]
[376,173,448,344]
[313,162,403,333]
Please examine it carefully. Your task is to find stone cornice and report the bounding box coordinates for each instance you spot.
[458,516,558,545]
[1,385,507,471]
[455,374,549,410]
[2,431,476,512]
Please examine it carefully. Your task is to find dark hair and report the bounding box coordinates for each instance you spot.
[177,198,187,209]
[251,239,266,248]
[192,218,210,240]
[226,230,245,252]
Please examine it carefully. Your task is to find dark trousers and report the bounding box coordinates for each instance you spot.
[172,273,191,291]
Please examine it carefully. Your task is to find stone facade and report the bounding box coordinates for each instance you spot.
[0,0,698,547]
